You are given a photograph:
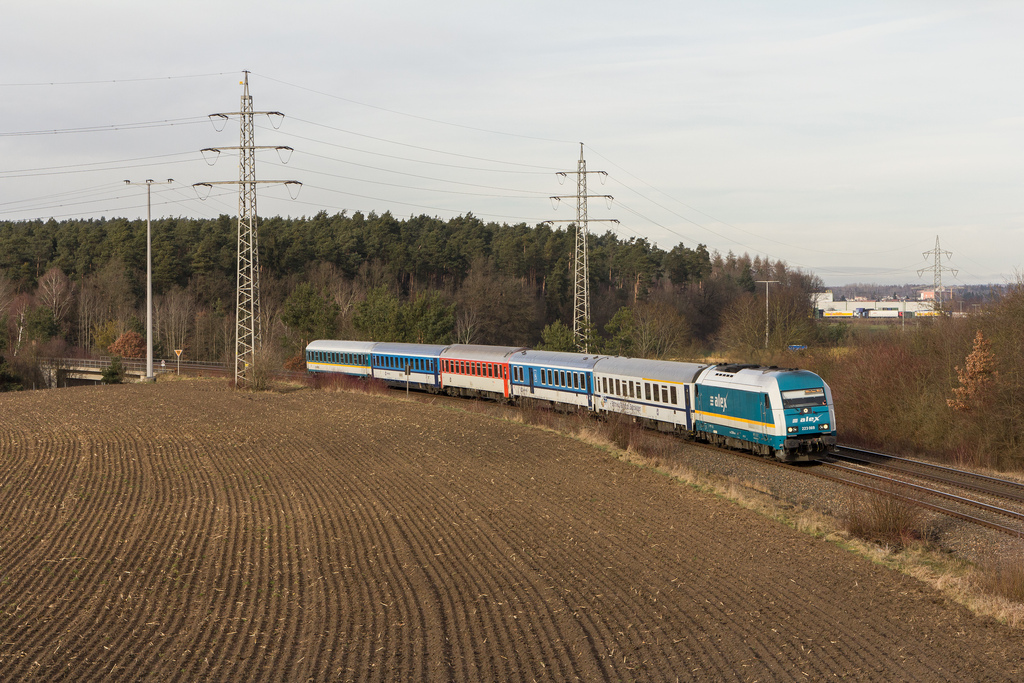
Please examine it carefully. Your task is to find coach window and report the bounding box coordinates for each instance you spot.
[572,373,578,389]
[645,383,651,401]
[662,386,669,403]
[615,378,620,395]
[671,386,678,405]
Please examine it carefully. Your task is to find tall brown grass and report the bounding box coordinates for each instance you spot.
[844,487,930,549]
[976,558,1024,604]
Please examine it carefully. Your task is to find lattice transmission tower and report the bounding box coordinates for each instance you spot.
[195,72,301,386]
[917,235,958,309]
[549,143,617,352]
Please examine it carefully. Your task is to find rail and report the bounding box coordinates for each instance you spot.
[832,445,1024,504]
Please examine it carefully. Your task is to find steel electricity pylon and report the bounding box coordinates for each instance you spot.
[194,71,300,387]
[918,236,957,310]
[549,143,617,352]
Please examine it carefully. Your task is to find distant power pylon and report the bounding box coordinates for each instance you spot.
[549,143,618,352]
[194,72,300,387]
[917,236,958,309]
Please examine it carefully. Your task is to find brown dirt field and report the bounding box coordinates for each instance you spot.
[0,380,1022,682]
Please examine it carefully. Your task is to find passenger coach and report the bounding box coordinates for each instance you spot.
[509,350,600,409]
[592,357,707,432]
[439,344,526,401]
[306,339,375,377]
[370,342,446,392]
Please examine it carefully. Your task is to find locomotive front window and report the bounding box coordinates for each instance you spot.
[781,387,827,409]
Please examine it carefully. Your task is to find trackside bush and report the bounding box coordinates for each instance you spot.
[844,488,929,549]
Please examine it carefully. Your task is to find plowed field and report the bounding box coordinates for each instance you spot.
[0,380,1021,681]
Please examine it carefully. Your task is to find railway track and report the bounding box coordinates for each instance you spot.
[831,445,1024,504]
[704,445,1024,538]
[806,447,1024,538]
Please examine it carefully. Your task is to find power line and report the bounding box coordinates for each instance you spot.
[0,72,234,87]
[252,72,576,145]
[0,117,211,137]
[269,118,559,172]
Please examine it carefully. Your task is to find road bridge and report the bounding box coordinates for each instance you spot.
[40,358,229,387]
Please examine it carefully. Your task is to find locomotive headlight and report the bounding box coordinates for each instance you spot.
[819,423,830,430]
[787,426,797,433]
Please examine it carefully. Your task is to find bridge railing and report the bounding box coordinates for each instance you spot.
[42,357,229,375]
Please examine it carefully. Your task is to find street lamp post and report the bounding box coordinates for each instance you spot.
[124,179,173,381]
[756,280,779,349]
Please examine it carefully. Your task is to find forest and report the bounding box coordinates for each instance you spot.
[0,210,825,370]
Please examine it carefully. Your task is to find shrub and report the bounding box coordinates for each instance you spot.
[108,331,146,359]
[844,488,929,549]
[977,558,1024,604]
[102,357,126,384]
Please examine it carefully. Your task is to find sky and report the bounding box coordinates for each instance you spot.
[1,1,1022,287]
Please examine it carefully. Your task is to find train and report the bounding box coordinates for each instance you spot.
[305,339,837,463]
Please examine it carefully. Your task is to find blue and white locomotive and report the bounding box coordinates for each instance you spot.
[306,339,836,462]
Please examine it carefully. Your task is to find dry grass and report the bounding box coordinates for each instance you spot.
[306,372,389,395]
[844,487,932,549]
[976,559,1024,605]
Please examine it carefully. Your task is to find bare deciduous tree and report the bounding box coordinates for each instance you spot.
[36,267,75,330]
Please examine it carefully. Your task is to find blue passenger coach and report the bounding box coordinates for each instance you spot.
[370,342,446,392]
[509,350,601,409]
